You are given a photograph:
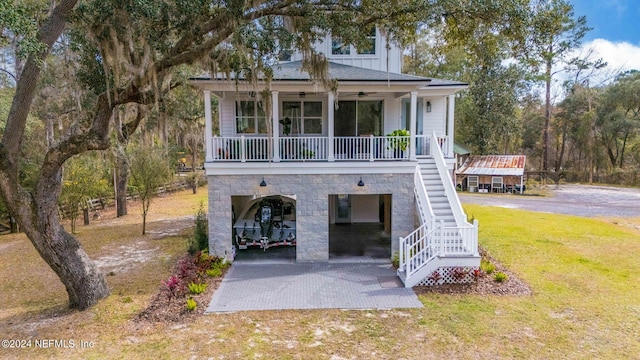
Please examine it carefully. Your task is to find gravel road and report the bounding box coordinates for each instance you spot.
[459,184,640,218]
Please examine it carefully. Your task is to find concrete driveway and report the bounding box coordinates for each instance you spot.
[206,262,423,313]
[460,184,640,218]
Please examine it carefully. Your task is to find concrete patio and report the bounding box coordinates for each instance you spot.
[206,262,423,313]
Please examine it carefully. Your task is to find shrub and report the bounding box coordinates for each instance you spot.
[188,202,209,254]
[494,272,508,283]
[186,298,197,311]
[188,282,207,295]
[427,270,442,284]
[206,267,222,277]
[471,268,485,282]
[163,275,182,301]
[176,257,198,284]
[480,258,496,274]
[450,267,469,281]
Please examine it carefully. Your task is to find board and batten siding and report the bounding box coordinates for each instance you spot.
[421,97,447,137]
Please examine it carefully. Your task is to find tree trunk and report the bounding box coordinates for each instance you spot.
[115,151,129,217]
[543,58,552,175]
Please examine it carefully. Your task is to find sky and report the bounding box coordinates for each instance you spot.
[570,0,640,80]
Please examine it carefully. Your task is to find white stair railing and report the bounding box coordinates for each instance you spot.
[399,133,480,285]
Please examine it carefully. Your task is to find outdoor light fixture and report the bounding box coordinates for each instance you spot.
[299,91,306,98]
[426,101,432,112]
[260,177,267,187]
[357,177,365,187]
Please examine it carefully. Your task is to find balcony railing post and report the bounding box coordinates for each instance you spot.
[369,135,375,161]
[240,135,246,162]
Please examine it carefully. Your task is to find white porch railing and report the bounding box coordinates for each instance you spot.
[209,135,411,162]
[211,136,272,161]
[415,134,451,157]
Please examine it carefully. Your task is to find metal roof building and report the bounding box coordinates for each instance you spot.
[456,155,526,193]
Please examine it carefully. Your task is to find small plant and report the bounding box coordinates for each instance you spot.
[471,268,485,282]
[163,275,182,301]
[206,267,222,277]
[480,258,496,274]
[186,298,197,311]
[391,252,400,269]
[427,270,442,284]
[177,257,198,284]
[188,282,208,295]
[386,129,410,155]
[494,272,508,283]
[450,267,469,281]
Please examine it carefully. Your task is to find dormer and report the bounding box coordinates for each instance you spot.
[285,28,403,73]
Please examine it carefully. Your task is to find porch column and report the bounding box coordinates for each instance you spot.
[409,91,417,161]
[204,90,213,162]
[272,90,280,162]
[327,91,335,161]
[447,94,455,158]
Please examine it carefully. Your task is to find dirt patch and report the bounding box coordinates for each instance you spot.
[414,248,531,296]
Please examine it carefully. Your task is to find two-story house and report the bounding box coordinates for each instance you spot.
[191,29,480,287]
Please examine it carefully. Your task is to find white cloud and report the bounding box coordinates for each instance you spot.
[578,38,640,78]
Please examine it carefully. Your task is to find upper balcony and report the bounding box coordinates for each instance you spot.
[207,134,451,163]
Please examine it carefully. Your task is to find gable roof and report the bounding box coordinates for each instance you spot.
[192,61,468,87]
[456,155,526,176]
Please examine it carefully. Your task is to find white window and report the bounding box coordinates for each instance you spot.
[282,101,323,135]
[357,27,376,55]
[236,101,267,134]
[331,39,350,55]
[330,27,377,56]
[468,176,479,188]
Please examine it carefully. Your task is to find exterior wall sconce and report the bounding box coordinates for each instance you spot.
[260,177,267,187]
[357,177,365,187]
[426,101,432,112]
[299,92,306,98]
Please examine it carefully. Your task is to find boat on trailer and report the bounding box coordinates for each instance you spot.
[233,195,296,251]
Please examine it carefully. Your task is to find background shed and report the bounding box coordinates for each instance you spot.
[456,155,526,193]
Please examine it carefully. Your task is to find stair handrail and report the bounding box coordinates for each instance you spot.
[414,166,435,225]
[430,131,470,228]
[399,221,439,273]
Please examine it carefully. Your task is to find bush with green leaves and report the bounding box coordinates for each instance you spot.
[480,258,496,274]
[186,298,197,311]
[188,282,207,295]
[188,202,209,254]
[494,272,508,283]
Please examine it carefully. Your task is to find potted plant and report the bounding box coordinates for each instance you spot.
[279,117,292,136]
[387,129,410,158]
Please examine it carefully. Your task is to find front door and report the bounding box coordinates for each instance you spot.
[335,194,351,223]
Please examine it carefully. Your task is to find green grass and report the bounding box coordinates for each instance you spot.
[1,196,639,359]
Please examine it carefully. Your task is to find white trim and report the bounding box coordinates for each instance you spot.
[204,90,213,162]
[204,161,417,176]
[272,90,280,162]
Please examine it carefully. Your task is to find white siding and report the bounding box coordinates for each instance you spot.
[219,97,236,137]
[422,97,446,137]
[290,30,402,73]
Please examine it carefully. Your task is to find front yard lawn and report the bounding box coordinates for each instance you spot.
[1,193,639,359]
